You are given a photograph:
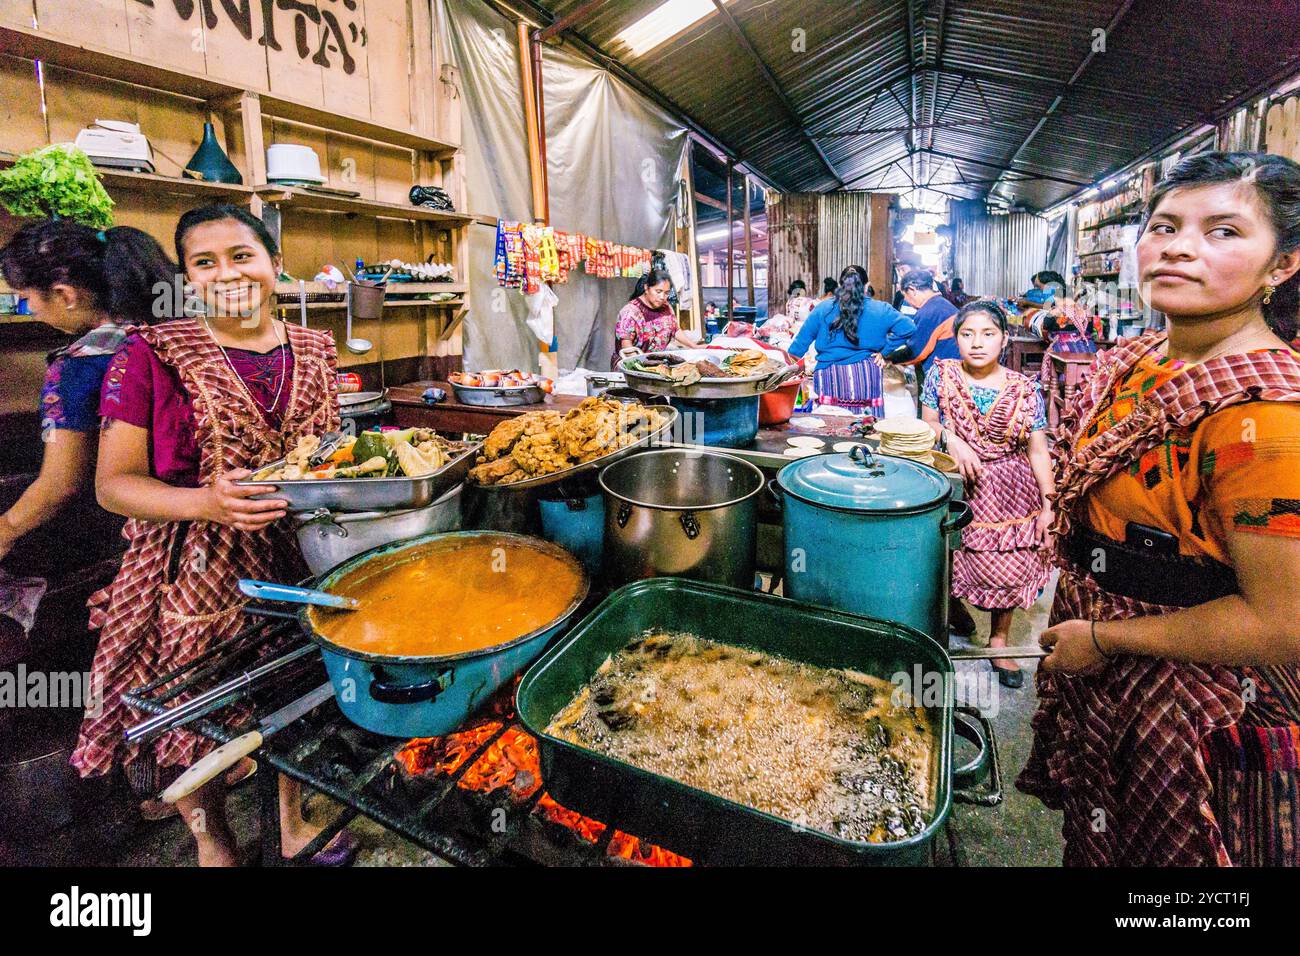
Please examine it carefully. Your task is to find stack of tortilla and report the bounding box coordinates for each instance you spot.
[874,417,937,465]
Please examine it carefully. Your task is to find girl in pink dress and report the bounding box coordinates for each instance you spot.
[922,300,1055,687]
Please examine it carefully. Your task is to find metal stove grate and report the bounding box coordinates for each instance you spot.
[125,609,965,867]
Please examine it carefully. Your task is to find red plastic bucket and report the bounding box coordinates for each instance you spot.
[760,379,801,426]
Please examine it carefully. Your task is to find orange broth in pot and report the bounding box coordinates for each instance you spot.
[309,536,585,659]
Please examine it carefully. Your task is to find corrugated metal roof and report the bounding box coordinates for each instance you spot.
[524,0,1300,210]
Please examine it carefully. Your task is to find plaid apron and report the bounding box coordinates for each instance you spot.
[934,361,1050,610]
[71,320,339,781]
[1018,331,1300,866]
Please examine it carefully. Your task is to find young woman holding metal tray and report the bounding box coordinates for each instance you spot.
[73,204,357,867]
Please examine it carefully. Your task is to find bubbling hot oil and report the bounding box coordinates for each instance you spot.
[545,633,934,844]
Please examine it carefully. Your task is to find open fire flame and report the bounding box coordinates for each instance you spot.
[394,683,691,867]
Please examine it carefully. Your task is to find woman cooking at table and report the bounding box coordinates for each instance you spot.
[788,265,915,416]
[0,220,173,562]
[1020,152,1300,866]
[72,204,356,867]
[614,268,698,363]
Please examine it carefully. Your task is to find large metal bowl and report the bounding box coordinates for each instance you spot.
[473,406,680,493]
[619,348,799,399]
[237,441,481,512]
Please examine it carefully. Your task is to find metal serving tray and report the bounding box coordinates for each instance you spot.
[619,348,800,399]
[451,382,545,407]
[472,406,679,493]
[238,441,481,512]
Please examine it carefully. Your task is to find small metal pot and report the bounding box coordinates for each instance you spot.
[452,383,545,406]
[599,449,763,590]
[293,484,463,576]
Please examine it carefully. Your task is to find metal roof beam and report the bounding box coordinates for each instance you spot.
[987,0,1137,201]
[534,0,607,43]
[903,0,919,185]
[922,148,1091,187]
[708,0,843,188]
[924,0,949,171]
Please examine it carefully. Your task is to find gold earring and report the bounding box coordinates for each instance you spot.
[1263,284,1276,305]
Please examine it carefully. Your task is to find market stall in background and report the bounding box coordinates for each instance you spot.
[2,0,1300,870]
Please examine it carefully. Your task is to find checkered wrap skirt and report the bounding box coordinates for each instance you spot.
[70,321,339,782]
[952,453,1050,610]
[813,357,883,414]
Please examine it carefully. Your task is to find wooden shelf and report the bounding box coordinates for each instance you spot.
[1080,207,1143,231]
[273,281,464,312]
[257,187,471,225]
[95,168,254,199]
[275,282,466,296]
[274,298,463,313]
[0,26,457,156]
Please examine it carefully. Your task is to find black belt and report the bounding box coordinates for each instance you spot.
[1065,528,1238,608]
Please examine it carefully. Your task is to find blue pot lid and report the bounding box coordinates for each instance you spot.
[779,451,950,513]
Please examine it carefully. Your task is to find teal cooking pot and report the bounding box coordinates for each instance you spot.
[774,446,972,644]
[303,532,588,738]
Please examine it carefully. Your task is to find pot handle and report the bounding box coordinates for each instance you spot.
[765,477,783,511]
[952,708,991,791]
[680,511,701,540]
[369,666,454,705]
[952,707,1003,806]
[942,499,973,534]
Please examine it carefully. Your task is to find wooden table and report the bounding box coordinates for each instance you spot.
[1046,352,1097,427]
[1008,334,1047,377]
[388,381,584,435]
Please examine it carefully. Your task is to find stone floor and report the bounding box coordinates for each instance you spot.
[946,576,1064,866]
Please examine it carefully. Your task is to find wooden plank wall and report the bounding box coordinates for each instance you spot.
[0,1,457,370]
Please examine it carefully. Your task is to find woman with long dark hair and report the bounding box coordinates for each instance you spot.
[0,220,174,561]
[613,267,697,364]
[788,264,914,415]
[1021,153,1300,866]
[73,205,355,866]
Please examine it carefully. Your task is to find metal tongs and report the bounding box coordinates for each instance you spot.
[307,430,348,467]
[759,361,803,392]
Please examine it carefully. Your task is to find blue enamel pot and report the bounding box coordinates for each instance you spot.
[302,532,588,738]
[668,395,760,447]
[774,447,972,644]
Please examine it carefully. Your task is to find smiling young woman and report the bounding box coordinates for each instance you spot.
[71,205,355,867]
[1019,153,1300,867]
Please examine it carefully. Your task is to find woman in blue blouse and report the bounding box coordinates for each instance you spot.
[789,265,915,415]
[0,220,175,561]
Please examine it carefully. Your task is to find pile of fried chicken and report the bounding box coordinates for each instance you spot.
[469,397,671,486]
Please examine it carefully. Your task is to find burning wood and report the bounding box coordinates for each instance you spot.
[394,721,504,778]
[390,679,692,866]
[534,793,607,844]
[457,727,542,803]
[607,832,692,867]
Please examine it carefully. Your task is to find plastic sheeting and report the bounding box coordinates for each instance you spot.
[444,0,688,372]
